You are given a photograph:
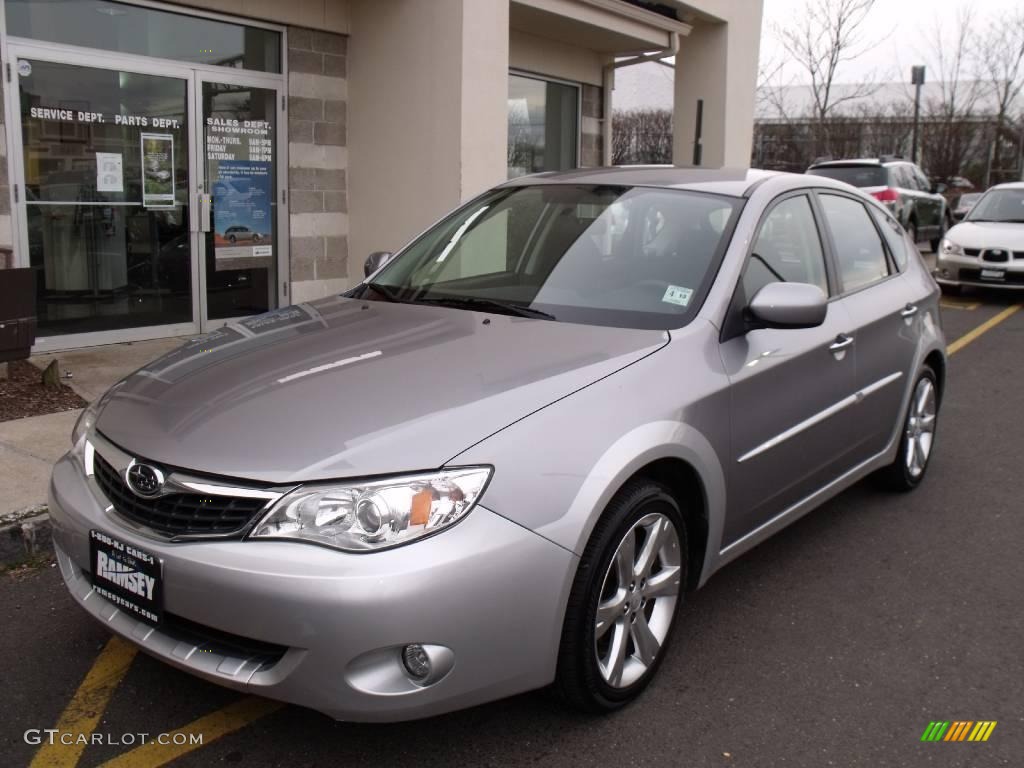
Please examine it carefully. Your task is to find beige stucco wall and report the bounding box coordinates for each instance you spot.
[509,28,605,86]
[347,0,509,275]
[672,0,763,168]
[168,0,350,34]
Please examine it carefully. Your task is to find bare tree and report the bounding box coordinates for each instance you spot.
[976,10,1024,183]
[775,0,885,156]
[917,5,983,184]
[612,109,673,165]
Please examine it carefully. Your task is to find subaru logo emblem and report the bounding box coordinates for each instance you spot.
[125,460,164,498]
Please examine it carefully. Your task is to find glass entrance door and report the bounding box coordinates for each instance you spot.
[14,56,195,340]
[197,76,283,325]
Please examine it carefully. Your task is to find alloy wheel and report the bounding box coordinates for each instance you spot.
[905,377,937,478]
[594,512,681,688]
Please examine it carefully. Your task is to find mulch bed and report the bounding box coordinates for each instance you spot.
[0,360,88,422]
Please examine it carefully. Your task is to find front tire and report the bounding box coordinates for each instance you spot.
[879,367,939,491]
[555,480,687,713]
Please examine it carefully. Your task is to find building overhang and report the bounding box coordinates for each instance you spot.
[511,0,692,55]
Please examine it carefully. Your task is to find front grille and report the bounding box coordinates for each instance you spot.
[161,611,289,662]
[93,453,269,537]
[982,250,1010,263]
[1015,251,1024,260]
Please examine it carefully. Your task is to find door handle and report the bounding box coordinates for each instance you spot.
[900,304,919,319]
[829,334,854,358]
[198,193,212,234]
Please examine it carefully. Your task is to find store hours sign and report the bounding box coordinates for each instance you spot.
[206,117,274,271]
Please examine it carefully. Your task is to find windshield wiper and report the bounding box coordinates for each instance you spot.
[363,282,403,302]
[415,296,556,320]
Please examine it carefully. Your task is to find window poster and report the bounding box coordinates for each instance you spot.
[95,152,123,193]
[207,117,273,271]
[140,133,175,207]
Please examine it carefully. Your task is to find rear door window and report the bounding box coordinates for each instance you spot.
[819,194,891,291]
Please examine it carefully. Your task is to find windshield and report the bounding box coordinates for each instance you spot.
[807,165,887,187]
[966,189,1024,223]
[357,185,743,330]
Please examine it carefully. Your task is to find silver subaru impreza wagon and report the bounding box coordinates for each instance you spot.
[50,168,946,721]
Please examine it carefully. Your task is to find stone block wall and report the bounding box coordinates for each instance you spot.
[286,27,350,304]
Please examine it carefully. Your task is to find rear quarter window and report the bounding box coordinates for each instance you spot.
[869,206,910,271]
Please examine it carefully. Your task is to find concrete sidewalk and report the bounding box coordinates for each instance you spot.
[1,336,186,517]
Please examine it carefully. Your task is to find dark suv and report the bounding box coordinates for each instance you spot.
[807,158,950,251]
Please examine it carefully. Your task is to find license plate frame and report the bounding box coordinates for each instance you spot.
[980,268,1006,281]
[89,529,163,626]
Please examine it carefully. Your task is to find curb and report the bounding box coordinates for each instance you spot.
[1,505,53,568]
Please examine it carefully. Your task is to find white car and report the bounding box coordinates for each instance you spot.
[935,182,1024,292]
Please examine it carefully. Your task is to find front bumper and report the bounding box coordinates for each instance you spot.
[933,252,1024,290]
[49,453,577,722]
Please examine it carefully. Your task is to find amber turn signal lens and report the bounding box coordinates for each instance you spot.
[410,489,433,526]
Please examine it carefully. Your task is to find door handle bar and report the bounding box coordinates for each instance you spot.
[900,304,919,318]
[829,334,854,352]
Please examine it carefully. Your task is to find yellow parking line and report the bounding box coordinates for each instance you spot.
[96,697,284,768]
[30,636,138,768]
[940,299,980,310]
[947,304,1022,356]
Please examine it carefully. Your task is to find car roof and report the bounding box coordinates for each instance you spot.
[499,167,808,198]
[991,181,1024,190]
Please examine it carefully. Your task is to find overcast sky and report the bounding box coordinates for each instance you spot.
[759,0,1022,85]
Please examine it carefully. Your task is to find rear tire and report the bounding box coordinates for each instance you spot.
[878,367,939,491]
[556,480,687,713]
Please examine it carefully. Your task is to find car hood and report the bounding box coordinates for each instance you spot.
[96,296,667,483]
[947,221,1024,249]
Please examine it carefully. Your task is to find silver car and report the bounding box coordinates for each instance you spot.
[935,182,1024,292]
[50,168,946,722]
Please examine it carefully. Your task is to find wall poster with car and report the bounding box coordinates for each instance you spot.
[140,133,175,207]
[206,117,274,272]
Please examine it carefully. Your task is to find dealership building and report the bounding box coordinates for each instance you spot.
[0,0,762,351]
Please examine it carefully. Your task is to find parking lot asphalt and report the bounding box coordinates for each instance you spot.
[2,289,1021,768]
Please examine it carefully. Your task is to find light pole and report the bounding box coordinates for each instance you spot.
[911,66,925,163]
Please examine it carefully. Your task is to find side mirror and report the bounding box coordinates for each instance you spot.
[931,182,947,195]
[748,282,827,329]
[364,251,393,278]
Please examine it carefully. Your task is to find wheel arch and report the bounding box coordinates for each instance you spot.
[558,421,727,592]
[924,348,946,404]
[630,458,709,591]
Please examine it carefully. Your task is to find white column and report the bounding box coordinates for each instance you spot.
[673,10,762,169]
[348,0,509,267]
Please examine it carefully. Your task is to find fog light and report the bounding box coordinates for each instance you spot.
[402,644,431,680]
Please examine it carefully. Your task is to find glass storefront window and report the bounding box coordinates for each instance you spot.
[202,81,279,320]
[508,74,579,178]
[6,0,281,73]
[19,60,192,336]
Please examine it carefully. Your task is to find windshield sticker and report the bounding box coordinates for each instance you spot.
[662,285,694,307]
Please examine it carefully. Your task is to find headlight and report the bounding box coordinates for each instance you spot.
[940,238,964,256]
[250,467,492,552]
[70,400,100,457]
